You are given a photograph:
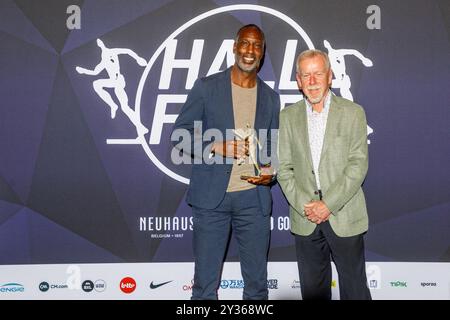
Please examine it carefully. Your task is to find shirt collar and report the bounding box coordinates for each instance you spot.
[305,90,332,114]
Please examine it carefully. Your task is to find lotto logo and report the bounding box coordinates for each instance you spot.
[120,277,136,294]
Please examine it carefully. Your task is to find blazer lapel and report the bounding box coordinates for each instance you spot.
[295,100,314,171]
[253,77,268,131]
[222,68,235,132]
[320,95,343,161]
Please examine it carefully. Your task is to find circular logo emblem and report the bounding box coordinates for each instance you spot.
[94,279,107,292]
[82,280,94,292]
[120,277,136,294]
[39,281,49,292]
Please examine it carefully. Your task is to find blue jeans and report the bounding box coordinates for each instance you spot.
[191,188,270,300]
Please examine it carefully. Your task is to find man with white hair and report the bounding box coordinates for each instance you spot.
[277,49,371,300]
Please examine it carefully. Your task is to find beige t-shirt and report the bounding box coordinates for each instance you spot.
[226,82,257,192]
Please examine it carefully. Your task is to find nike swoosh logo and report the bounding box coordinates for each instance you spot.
[149,280,173,289]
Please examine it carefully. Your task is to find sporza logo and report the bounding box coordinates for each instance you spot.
[420,282,437,287]
[77,4,374,184]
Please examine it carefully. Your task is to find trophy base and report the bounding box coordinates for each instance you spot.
[240,175,259,180]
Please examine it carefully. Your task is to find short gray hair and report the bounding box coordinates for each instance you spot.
[296,49,330,74]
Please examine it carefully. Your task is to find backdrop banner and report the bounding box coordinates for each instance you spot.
[0,0,449,299]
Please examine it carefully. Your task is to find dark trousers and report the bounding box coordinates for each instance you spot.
[191,188,270,300]
[294,221,371,300]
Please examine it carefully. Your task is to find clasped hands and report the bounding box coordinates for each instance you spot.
[304,200,331,224]
[211,140,273,186]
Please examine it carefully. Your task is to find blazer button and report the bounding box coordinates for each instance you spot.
[311,170,315,175]
[314,191,318,195]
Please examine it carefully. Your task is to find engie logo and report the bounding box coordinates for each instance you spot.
[0,283,25,293]
[120,277,136,294]
[77,4,374,184]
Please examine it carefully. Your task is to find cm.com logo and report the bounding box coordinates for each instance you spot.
[120,277,136,294]
[39,281,50,292]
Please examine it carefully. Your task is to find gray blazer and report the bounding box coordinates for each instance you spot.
[277,94,369,237]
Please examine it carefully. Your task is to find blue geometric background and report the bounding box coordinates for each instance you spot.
[0,0,449,264]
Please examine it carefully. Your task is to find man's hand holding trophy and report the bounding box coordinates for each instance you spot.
[234,124,274,186]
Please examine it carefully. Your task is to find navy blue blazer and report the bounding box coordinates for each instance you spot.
[172,67,280,215]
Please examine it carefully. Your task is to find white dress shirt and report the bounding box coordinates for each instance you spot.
[305,91,332,191]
